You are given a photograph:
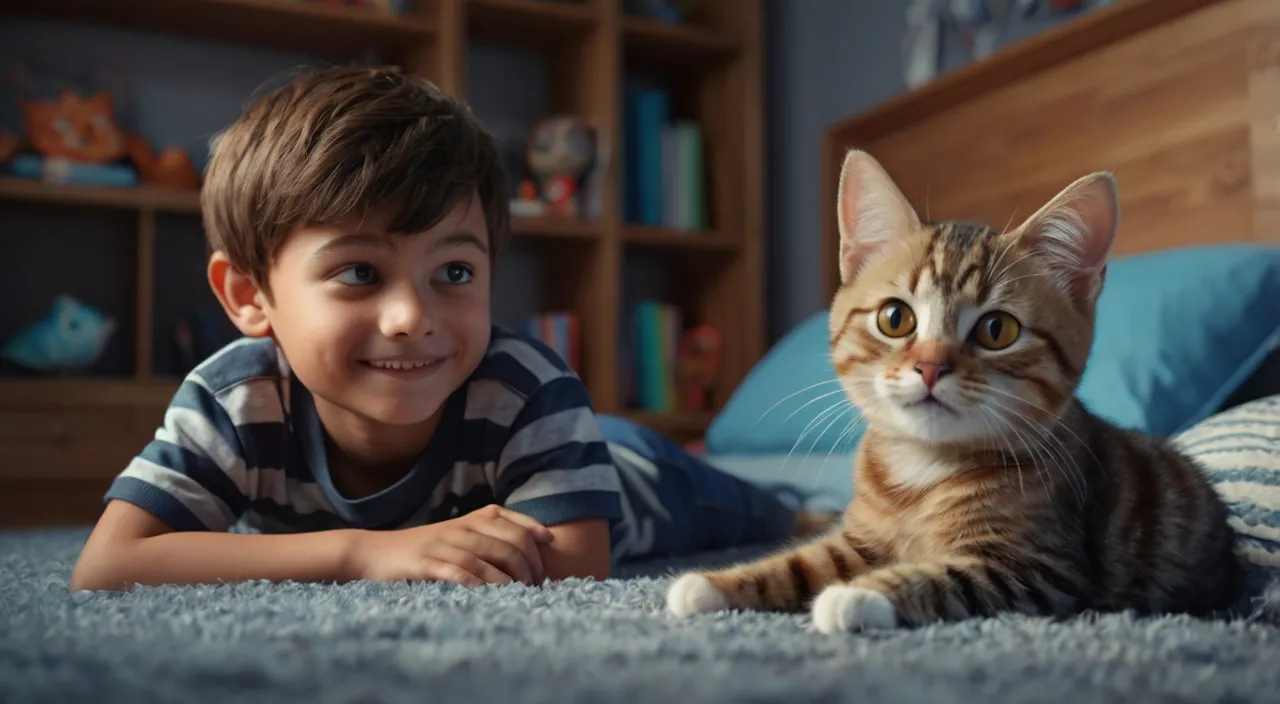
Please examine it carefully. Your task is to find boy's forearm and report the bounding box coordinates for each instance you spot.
[70,528,363,591]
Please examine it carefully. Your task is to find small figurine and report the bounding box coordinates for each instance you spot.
[1,295,116,373]
[675,323,723,412]
[510,177,546,217]
[525,115,597,218]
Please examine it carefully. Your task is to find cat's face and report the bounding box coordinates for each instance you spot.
[830,151,1118,446]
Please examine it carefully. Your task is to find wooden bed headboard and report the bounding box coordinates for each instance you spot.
[820,0,1280,302]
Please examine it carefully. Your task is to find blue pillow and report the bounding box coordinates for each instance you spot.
[706,243,1280,455]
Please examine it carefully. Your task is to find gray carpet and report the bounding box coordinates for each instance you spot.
[4,527,1280,704]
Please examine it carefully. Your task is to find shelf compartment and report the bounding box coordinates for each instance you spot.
[0,0,437,59]
[0,177,201,215]
[467,0,597,45]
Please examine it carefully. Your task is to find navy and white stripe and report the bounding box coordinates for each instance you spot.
[1174,394,1280,570]
[104,326,624,535]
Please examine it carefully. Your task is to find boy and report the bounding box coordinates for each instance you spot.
[69,66,811,592]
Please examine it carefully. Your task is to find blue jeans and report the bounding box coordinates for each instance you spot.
[597,414,799,563]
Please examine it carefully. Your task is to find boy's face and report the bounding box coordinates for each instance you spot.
[260,194,492,428]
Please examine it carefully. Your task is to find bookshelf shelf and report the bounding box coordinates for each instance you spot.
[622,225,739,252]
[0,0,437,59]
[0,177,201,215]
[467,0,598,44]
[512,215,602,240]
[620,15,737,68]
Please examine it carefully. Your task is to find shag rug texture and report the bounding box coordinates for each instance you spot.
[3,527,1280,704]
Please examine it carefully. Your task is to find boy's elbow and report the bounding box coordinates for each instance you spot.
[540,518,613,582]
[68,572,98,593]
[69,540,135,592]
[68,556,115,592]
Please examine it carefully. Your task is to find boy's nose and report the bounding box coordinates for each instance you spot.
[380,290,435,338]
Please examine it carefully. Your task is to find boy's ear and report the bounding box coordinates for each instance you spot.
[207,251,272,338]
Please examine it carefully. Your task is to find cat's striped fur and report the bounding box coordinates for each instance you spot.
[666,151,1241,633]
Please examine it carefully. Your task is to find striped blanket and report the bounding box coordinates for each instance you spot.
[1176,394,1280,571]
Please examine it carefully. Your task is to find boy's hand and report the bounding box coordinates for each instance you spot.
[348,504,555,586]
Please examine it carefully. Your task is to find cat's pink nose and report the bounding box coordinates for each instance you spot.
[914,362,952,390]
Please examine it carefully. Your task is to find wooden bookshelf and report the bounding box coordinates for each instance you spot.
[0,0,765,524]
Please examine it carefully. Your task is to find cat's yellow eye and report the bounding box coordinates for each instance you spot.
[876,299,916,338]
[973,311,1021,350]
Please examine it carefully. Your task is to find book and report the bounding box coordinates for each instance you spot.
[523,311,580,372]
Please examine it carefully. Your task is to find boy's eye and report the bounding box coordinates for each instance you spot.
[334,264,378,286]
[439,263,473,285]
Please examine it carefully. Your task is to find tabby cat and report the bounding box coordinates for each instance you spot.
[666,150,1241,633]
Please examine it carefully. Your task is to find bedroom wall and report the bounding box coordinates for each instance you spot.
[763,0,1113,343]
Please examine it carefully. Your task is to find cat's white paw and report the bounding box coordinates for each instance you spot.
[666,573,729,617]
[811,585,897,634]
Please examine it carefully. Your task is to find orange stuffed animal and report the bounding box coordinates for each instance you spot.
[2,89,200,191]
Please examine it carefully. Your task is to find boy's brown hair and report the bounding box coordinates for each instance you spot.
[201,65,509,298]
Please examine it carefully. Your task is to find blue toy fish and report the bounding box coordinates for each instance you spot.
[1,295,117,372]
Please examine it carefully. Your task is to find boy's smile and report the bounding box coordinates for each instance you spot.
[363,356,447,377]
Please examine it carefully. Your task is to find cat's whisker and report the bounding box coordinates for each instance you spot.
[975,406,1022,499]
[993,272,1045,288]
[992,248,1040,286]
[789,405,856,486]
[815,412,868,493]
[807,408,850,456]
[999,206,1019,237]
[754,379,845,425]
[982,385,1107,477]
[782,388,850,424]
[983,395,1078,482]
[781,399,853,481]
[983,394,1088,508]
[983,403,1054,500]
[986,230,1017,283]
[988,402,1056,500]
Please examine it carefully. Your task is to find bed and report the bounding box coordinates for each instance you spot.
[5,0,1280,702]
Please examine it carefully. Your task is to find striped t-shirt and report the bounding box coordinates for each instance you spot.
[104,326,624,535]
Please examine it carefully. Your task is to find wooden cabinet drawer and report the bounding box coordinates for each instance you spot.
[0,407,163,480]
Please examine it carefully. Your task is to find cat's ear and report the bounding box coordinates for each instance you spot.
[836,149,920,284]
[1011,171,1119,302]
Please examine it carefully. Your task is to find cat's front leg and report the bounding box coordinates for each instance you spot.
[666,528,878,617]
[811,556,1076,633]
